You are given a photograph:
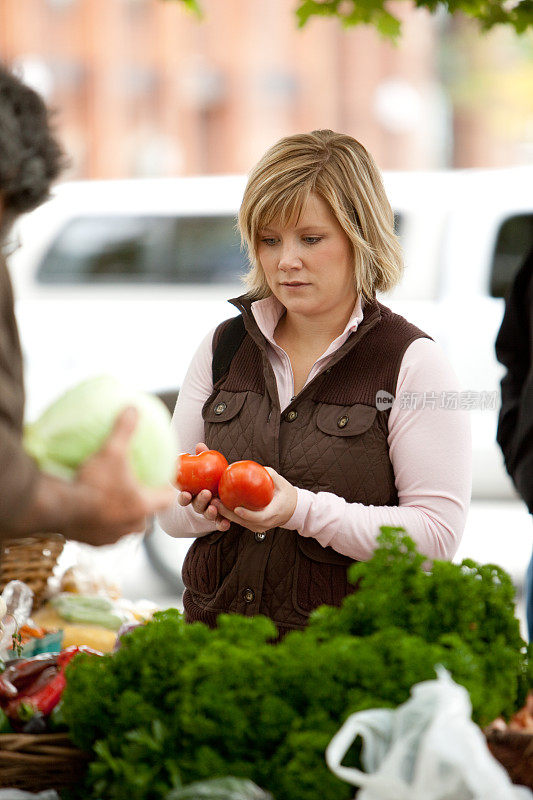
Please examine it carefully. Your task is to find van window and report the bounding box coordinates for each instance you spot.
[490,214,533,299]
[37,215,248,284]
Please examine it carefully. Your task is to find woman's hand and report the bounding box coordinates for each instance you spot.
[177,442,230,532]
[212,468,298,533]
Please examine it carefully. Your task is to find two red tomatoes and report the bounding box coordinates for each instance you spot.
[175,450,274,511]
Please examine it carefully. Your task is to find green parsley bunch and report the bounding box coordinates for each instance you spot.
[62,529,530,800]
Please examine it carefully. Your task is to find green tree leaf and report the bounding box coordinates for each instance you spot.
[294,0,533,38]
[161,0,202,18]
[164,0,532,37]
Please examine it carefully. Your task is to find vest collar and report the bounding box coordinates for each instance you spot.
[228,293,383,410]
[229,292,381,353]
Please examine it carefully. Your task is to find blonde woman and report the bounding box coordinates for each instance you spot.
[158,130,471,635]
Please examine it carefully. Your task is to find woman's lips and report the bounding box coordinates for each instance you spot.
[281,282,309,287]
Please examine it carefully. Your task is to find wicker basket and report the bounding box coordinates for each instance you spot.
[0,732,89,790]
[0,534,65,611]
[485,729,533,790]
[0,729,529,794]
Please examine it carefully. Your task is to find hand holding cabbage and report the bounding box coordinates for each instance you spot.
[13,377,175,545]
[57,403,174,544]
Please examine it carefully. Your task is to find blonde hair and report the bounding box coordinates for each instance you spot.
[238,130,403,301]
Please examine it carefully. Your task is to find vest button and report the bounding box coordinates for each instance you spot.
[337,415,349,428]
[214,402,227,415]
[254,532,266,542]
[242,588,255,603]
[286,410,298,422]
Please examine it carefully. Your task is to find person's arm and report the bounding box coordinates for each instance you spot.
[216,338,472,561]
[495,250,533,476]
[156,329,221,538]
[3,407,174,544]
[1,251,175,543]
[0,419,40,532]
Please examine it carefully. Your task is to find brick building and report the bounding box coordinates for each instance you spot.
[0,0,524,178]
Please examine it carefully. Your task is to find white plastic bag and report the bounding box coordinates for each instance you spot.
[0,580,34,660]
[326,667,533,800]
[0,792,59,800]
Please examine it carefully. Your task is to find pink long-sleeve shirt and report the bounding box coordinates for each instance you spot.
[157,296,472,561]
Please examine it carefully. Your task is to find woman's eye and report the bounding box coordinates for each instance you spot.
[260,237,278,246]
[303,236,321,245]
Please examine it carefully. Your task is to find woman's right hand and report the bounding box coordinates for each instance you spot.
[177,442,230,532]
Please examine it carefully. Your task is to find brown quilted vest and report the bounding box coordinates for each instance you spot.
[182,295,430,635]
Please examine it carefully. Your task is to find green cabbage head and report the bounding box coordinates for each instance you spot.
[23,376,175,488]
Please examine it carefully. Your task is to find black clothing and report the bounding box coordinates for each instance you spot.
[495,248,533,512]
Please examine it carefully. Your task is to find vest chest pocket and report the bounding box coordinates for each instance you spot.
[292,535,355,617]
[288,402,383,503]
[315,403,377,436]
[203,391,247,423]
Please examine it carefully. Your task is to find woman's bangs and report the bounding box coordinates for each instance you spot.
[255,181,312,236]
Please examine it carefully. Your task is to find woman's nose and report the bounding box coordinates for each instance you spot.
[278,244,303,270]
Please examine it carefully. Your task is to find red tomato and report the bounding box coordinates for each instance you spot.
[175,450,229,496]
[218,460,275,511]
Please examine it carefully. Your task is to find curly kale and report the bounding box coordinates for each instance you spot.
[62,528,529,800]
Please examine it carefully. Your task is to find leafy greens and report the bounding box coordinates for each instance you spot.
[62,529,530,800]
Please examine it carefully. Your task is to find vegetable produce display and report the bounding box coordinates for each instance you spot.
[23,376,175,487]
[175,451,229,496]
[0,646,102,732]
[60,529,531,800]
[30,588,158,653]
[51,595,130,631]
[218,461,275,511]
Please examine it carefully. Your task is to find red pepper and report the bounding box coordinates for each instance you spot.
[26,646,103,717]
[5,666,60,720]
[3,654,58,690]
[15,667,66,717]
[0,654,58,704]
[4,645,103,721]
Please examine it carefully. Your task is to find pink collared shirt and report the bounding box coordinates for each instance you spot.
[157,297,472,561]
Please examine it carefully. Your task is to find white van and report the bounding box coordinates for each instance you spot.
[384,167,533,500]
[9,176,248,420]
[8,168,533,500]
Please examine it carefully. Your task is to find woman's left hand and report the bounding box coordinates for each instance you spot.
[211,468,298,533]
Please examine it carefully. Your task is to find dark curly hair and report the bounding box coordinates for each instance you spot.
[0,63,65,221]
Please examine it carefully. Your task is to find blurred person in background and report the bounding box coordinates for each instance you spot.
[0,63,173,544]
[496,246,533,641]
[159,130,471,636]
